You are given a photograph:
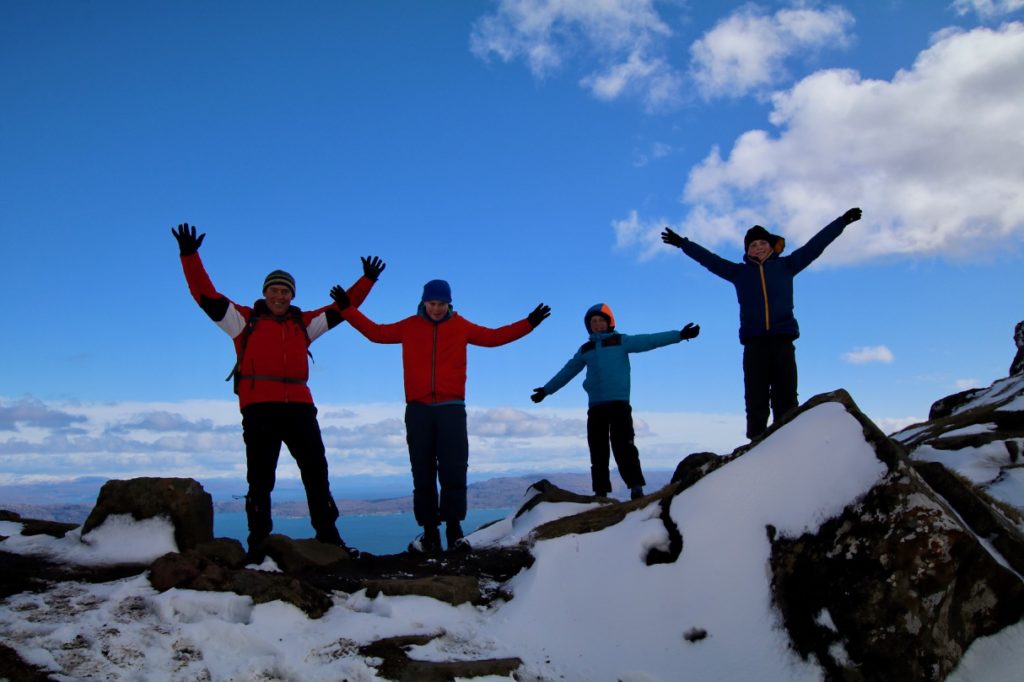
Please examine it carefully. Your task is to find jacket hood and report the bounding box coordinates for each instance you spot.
[584,303,615,332]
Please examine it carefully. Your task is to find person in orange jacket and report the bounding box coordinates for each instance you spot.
[330,278,550,553]
[173,223,384,561]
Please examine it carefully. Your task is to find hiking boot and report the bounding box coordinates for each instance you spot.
[630,485,644,500]
[445,521,470,552]
[316,529,361,558]
[408,525,442,554]
[445,521,463,547]
[448,536,471,553]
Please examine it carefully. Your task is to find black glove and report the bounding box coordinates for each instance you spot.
[330,285,350,310]
[528,303,551,328]
[172,223,205,256]
[680,323,700,340]
[842,207,862,225]
[661,227,687,248]
[531,388,547,403]
[361,256,386,281]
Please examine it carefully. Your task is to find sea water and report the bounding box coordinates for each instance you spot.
[214,508,513,555]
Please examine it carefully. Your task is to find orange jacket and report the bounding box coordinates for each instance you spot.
[341,305,533,404]
[180,252,373,409]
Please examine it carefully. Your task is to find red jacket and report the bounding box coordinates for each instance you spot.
[180,252,373,409]
[341,305,533,404]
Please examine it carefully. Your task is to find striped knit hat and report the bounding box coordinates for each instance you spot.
[263,270,295,296]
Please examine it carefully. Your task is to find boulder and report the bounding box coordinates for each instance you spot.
[1011,320,1024,375]
[364,575,481,605]
[148,548,333,618]
[261,534,352,571]
[81,477,213,551]
[768,390,1024,681]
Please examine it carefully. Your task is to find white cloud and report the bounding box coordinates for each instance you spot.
[841,345,895,364]
[951,0,1024,19]
[0,397,745,484]
[470,0,681,111]
[954,378,982,390]
[619,23,1024,264]
[689,5,855,99]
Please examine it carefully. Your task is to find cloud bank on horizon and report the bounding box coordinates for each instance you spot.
[0,396,753,487]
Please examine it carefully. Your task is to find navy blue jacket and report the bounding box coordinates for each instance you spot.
[677,216,847,343]
[541,329,682,405]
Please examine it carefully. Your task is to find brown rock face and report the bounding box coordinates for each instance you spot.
[81,477,214,551]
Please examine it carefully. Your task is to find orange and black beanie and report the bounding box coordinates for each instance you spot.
[584,303,615,332]
[744,225,785,254]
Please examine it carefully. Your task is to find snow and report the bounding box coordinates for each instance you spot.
[912,442,1014,486]
[0,403,1018,681]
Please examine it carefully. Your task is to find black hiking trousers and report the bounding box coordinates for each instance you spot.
[742,336,798,440]
[405,402,469,528]
[587,401,646,496]
[241,402,340,548]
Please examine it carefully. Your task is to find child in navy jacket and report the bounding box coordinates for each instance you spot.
[531,303,699,500]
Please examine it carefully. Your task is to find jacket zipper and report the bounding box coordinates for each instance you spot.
[758,263,771,331]
[431,324,438,403]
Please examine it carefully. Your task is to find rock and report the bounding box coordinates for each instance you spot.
[912,461,1024,576]
[149,550,230,592]
[671,451,723,488]
[193,537,247,568]
[769,390,1024,681]
[364,574,481,605]
[0,510,78,539]
[261,534,352,572]
[148,548,334,618]
[1011,321,1024,375]
[81,477,213,551]
[359,634,522,681]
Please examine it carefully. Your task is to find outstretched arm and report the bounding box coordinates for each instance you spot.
[535,353,586,400]
[787,207,861,274]
[465,303,549,347]
[661,227,739,282]
[329,285,404,343]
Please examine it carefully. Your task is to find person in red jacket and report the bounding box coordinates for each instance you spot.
[330,278,550,553]
[172,223,384,561]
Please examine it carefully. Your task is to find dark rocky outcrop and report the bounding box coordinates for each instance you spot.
[81,477,213,551]
[1011,320,1024,376]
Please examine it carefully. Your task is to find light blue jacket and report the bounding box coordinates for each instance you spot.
[542,329,682,405]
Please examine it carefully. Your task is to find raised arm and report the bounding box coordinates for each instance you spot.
[172,223,245,337]
[787,208,861,274]
[661,227,739,282]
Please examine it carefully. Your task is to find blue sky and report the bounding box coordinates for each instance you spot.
[2,0,1023,490]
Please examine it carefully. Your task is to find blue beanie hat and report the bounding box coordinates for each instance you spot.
[421,279,452,303]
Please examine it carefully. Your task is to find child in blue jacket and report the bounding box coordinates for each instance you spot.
[531,303,699,500]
